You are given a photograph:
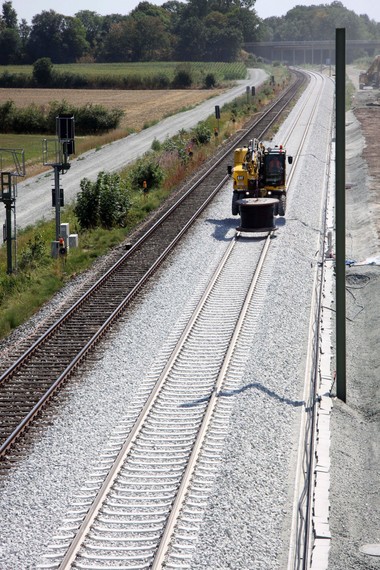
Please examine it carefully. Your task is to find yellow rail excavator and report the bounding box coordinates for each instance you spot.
[229,139,293,217]
[359,55,380,89]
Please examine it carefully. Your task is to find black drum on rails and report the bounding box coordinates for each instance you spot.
[236,198,278,232]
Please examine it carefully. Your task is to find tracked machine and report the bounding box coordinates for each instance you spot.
[229,139,293,217]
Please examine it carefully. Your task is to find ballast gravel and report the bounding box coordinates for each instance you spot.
[190,73,335,570]
[0,70,377,570]
[0,73,331,570]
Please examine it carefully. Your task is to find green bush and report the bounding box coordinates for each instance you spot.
[97,172,131,229]
[204,73,217,88]
[74,178,100,229]
[32,57,53,86]
[75,104,124,134]
[172,64,193,88]
[191,122,212,145]
[75,172,130,230]
[128,156,164,191]
[151,138,161,151]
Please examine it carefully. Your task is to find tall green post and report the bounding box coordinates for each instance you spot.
[335,28,346,402]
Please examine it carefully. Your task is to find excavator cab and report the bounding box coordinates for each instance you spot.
[262,147,292,188]
[260,146,292,217]
[264,152,286,186]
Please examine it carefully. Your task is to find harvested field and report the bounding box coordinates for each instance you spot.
[0,88,226,131]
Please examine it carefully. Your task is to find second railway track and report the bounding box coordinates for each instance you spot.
[0,69,307,457]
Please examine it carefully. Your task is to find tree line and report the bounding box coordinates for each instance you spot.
[261,1,380,45]
[0,0,260,64]
[0,0,379,66]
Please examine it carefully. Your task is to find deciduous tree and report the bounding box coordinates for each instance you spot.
[27,10,89,63]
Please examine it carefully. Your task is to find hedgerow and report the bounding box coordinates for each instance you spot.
[0,61,247,90]
[0,100,124,135]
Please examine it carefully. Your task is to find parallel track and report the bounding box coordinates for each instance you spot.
[0,70,307,457]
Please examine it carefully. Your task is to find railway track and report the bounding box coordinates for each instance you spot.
[0,69,307,458]
[37,67,330,566]
[0,68,335,570]
[38,230,273,569]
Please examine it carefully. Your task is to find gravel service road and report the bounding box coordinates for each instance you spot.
[327,68,380,570]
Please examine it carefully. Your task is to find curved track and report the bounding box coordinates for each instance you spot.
[0,70,307,457]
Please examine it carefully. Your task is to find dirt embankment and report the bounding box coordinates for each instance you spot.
[328,67,380,570]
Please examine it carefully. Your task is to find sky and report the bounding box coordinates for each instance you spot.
[9,0,380,24]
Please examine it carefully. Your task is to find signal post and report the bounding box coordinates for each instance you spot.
[43,114,75,257]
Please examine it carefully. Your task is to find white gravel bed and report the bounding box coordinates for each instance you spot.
[0,73,338,570]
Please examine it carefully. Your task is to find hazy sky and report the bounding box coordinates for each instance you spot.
[9,0,380,24]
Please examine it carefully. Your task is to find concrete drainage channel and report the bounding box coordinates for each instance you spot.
[309,134,335,570]
[310,255,334,570]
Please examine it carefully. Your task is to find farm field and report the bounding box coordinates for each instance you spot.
[0,61,248,173]
[0,86,227,176]
[0,61,247,82]
[0,87,226,132]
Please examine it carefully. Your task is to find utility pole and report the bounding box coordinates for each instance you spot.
[335,28,346,402]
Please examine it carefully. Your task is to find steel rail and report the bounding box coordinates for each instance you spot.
[0,71,307,458]
[151,231,273,568]
[56,231,243,569]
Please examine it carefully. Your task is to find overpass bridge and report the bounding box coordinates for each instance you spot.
[244,40,380,65]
